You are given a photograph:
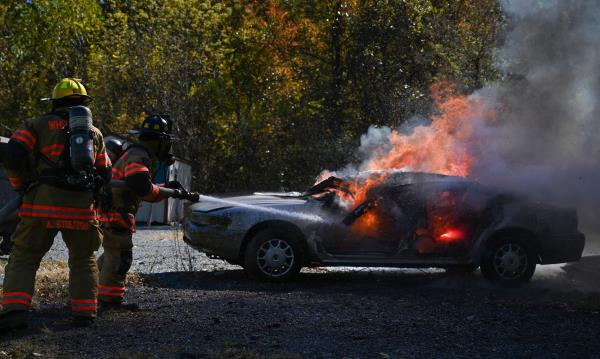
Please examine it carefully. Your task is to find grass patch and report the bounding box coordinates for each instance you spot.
[34,260,69,303]
[0,258,144,307]
[0,342,42,359]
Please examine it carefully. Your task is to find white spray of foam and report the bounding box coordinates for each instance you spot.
[197,195,329,223]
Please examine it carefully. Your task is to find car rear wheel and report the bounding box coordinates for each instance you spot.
[481,237,537,284]
[244,229,304,282]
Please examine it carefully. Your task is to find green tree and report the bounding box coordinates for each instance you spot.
[0,0,502,193]
[0,0,102,132]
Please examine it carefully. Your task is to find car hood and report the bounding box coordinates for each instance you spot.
[190,194,308,212]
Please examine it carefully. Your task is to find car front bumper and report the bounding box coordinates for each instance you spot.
[183,220,245,261]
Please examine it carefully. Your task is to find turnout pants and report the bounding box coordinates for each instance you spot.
[1,217,102,317]
[98,225,133,303]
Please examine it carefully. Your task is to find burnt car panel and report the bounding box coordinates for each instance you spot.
[184,172,585,282]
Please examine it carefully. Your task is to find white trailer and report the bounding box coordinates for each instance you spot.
[135,158,192,225]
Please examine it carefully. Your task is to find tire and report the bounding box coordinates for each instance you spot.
[243,228,305,282]
[481,237,537,284]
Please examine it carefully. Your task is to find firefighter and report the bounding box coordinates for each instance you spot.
[0,78,111,330]
[98,115,181,309]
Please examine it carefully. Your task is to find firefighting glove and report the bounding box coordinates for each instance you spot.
[162,153,175,166]
[165,180,185,190]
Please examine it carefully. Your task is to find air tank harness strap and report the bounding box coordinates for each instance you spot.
[37,168,96,192]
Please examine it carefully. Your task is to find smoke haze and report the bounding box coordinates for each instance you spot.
[323,0,600,249]
[474,0,600,206]
[477,0,600,243]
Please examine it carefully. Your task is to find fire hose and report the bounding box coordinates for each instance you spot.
[0,181,201,225]
[109,179,201,202]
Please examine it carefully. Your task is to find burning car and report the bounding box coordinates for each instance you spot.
[183,172,585,284]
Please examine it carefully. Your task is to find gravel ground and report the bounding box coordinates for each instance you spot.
[1,228,600,358]
[42,226,235,274]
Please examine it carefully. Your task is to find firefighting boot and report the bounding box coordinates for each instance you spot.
[99,300,139,312]
[0,310,30,332]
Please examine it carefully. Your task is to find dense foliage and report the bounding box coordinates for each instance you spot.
[0,0,502,192]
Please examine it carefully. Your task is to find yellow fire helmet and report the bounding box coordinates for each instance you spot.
[47,78,93,104]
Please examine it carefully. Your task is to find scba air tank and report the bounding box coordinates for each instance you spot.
[68,106,95,172]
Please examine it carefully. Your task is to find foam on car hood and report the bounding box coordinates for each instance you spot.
[190,194,308,212]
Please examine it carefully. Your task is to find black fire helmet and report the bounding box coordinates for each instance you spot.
[129,114,173,141]
[105,137,124,161]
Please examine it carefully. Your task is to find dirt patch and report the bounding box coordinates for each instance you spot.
[1,269,599,358]
[2,231,600,358]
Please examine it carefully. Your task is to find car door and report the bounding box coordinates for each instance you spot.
[384,184,429,258]
[318,184,423,256]
[409,182,478,258]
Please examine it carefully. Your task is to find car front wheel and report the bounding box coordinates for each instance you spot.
[244,229,304,282]
[481,238,537,284]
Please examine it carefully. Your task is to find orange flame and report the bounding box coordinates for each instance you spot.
[351,210,380,236]
[364,82,491,177]
[324,82,495,237]
[426,190,470,244]
[437,229,465,243]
